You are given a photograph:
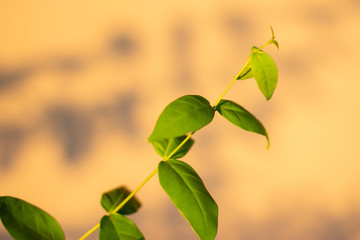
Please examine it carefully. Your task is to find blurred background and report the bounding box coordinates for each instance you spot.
[1,0,360,239]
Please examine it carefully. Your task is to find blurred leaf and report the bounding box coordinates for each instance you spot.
[101,186,141,215]
[0,196,65,240]
[152,135,194,159]
[272,40,279,50]
[100,213,144,240]
[158,159,218,240]
[251,47,278,100]
[148,95,215,142]
[216,100,269,148]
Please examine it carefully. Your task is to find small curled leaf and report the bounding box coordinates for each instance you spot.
[101,186,141,215]
[152,135,194,159]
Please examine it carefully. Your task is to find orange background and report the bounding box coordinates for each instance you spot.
[1,0,360,239]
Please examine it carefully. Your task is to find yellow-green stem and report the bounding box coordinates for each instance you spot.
[163,133,194,161]
[214,57,251,108]
[78,79,236,240]
[213,77,237,108]
[78,223,100,240]
[79,63,246,240]
[78,133,194,240]
[79,35,275,240]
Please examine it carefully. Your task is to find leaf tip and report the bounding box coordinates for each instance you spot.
[273,40,280,50]
[147,135,155,142]
[270,26,275,37]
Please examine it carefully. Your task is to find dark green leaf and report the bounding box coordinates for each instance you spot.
[251,47,278,100]
[152,135,194,159]
[158,159,218,240]
[148,95,215,142]
[216,100,269,148]
[100,213,144,240]
[101,186,141,215]
[272,40,279,50]
[0,196,65,240]
[236,56,253,80]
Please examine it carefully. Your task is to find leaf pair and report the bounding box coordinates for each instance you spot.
[152,135,194,159]
[99,186,144,240]
[237,47,278,100]
[149,92,269,150]
[147,93,269,239]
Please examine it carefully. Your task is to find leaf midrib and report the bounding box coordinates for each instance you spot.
[253,52,272,97]
[108,216,139,240]
[167,161,209,230]
[5,205,54,240]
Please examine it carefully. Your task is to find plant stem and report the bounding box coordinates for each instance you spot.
[163,133,194,162]
[78,133,195,240]
[78,40,270,239]
[214,57,251,108]
[213,77,237,108]
[79,82,235,240]
[110,167,159,214]
[79,223,100,240]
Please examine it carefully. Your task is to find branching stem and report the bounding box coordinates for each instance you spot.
[78,35,275,240]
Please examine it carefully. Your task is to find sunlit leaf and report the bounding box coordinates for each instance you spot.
[216,100,269,148]
[101,186,141,215]
[100,213,144,240]
[152,135,194,159]
[0,196,65,240]
[148,95,215,142]
[251,47,278,100]
[158,159,218,240]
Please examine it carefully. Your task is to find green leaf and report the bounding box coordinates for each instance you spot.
[100,213,144,240]
[216,100,269,148]
[101,186,141,215]
[251,47,278,100]
[148,95,215,142]
[152,135,194,159]
[236,56,253,80]
[0,196,65,240]
[158,159,218,240]
[272,40,279,50]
